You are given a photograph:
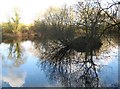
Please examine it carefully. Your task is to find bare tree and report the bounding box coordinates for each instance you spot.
[75,0,120,38]
[6,8,21,32]
[34,6,76,43]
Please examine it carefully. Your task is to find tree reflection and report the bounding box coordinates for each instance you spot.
[37,39,100,87]
[7,42,25,67]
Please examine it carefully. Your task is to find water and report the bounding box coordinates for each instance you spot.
[0,39,118,87]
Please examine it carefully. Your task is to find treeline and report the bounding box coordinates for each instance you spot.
[31,0,120,41]
[1,0,120,41]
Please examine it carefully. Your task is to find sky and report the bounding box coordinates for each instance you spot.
[0,0,79,24]
[0,0,119,24]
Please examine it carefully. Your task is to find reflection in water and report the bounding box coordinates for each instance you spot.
[40,52,99,87]
[1,42,27,87]
[36,34,118,87]
[37,40,100,87]
[0,34,118,87]
[7,42,25,67]
[0,54,2,88]
[3,70,26,87]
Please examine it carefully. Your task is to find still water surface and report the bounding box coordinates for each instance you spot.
[0,39,118,87]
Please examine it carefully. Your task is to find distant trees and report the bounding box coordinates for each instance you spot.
[75,0,120,38]
[11,9,20,31]
[75,1,102,37]
[1,0,119,39]
[6,9,21,32]
[32,0,120,41]
[33,6,76,42]
[2,8,29,33]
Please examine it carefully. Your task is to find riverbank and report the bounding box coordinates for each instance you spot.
[1,28,119,46]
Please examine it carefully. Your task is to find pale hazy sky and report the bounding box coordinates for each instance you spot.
[0,0,118,24]
[0,0,79,24]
